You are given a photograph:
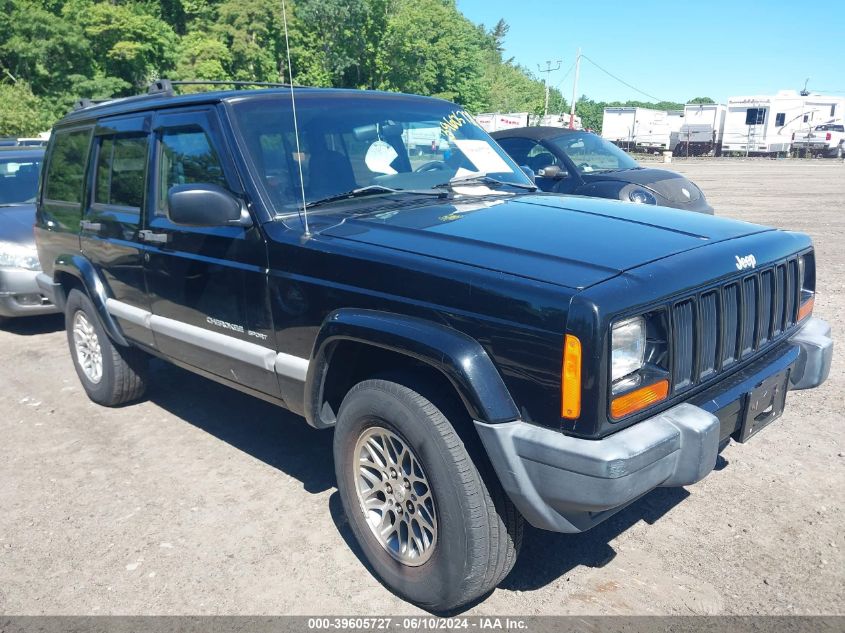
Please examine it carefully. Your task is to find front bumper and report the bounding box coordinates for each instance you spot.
[0,268,58,318]
[476,317,832,533]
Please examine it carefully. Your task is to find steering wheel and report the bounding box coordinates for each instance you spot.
[414,160,448,173]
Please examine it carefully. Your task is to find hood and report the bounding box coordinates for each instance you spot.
[582,167,702,204]
[317,193,770,289]
[0,203,37,248]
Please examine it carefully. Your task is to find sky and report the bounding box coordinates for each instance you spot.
[458,0,845,105]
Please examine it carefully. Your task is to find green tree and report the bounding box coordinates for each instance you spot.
[291,0,389,89]
[69,0,179,92]
[574,96,604,132]
[214,0,285,82]
[0,82,54,135]
[376,0,487,111]
[0,0,95,101]
[688,96,715,104]
[173,31,232,84]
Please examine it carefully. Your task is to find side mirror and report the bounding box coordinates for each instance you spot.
[537,165,567,179]
[519,165,536,182]
[167,183,251,227]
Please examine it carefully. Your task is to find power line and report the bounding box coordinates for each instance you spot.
[552,61,576,90]
[551,62,576,114]
[580,54,665,102]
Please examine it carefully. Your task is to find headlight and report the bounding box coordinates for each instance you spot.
[0,241,41,271]
[797,254,815,321]
[611,316,645,381]
[628,188,656,204]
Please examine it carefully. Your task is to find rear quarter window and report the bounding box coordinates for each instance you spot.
[45,128,92,204]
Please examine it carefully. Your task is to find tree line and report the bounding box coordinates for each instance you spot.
[0,0,710,136]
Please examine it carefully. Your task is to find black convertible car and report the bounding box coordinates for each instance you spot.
[492,126,713,214]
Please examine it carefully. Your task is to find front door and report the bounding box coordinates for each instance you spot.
[80,115,155,346]
[143,107,279,396]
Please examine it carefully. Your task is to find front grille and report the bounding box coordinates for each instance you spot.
[670,257,801,393]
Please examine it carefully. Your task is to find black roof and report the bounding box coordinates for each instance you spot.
[489,126,584,140]
[55,86,452,128]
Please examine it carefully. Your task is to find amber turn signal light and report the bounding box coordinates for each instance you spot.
[611,379,669,419]
[561,334,582,419]
[797,296,814,322]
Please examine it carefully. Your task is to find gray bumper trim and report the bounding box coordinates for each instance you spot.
[475,403,719,533]
[0,269,59,317]
[788,317,832,390]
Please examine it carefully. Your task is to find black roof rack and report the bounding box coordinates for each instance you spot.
[69,79,292,113]
[73,97,111,111]
[148,78,290,96]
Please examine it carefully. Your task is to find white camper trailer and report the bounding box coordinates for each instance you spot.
[475,112,530,133]
[601,107,669,151]
[675,103,727,156]
[722,91,845,155]
[527,113,583,129]
[635,109,673,152]
[667,110,684,155]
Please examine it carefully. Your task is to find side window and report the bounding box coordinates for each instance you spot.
[745,108,765,125]
[496,138,537,165]
[158,127,226,215]
[524,140,559,173]
[775,113,786,127]
[94,135,148,210]
[45,128,92,203]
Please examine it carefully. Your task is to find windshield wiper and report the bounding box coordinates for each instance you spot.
[434,173,537,192]
[305,185,446,209]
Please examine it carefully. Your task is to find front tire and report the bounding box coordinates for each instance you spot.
[334,378,522,612]
[65,289,148,406]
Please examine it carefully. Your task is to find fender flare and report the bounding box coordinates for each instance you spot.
[53,254,129,347]
[305,308,520,429]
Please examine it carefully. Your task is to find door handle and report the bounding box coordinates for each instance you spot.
[138,229,169,245]
[80,220,102,232]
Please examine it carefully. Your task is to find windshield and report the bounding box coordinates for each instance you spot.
[814,123,844,132]
[229,93,532,214]
[546,132,639,174]
[0,154,42,205]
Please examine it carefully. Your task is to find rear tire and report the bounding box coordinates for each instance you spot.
[333,377,522,612]
[65,289,148,406]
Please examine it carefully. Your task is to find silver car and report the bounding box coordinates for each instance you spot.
[0,148,57,323]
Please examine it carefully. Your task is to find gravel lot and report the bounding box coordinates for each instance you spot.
[1,158,843,616]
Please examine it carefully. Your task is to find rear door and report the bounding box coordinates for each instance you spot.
[80,115,155,346]
[143,107,279,397]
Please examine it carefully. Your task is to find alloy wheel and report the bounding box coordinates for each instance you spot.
[72,311,103,384]
[353,426,438,566]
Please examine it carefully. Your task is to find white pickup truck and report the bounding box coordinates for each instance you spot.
[792,122,845,158]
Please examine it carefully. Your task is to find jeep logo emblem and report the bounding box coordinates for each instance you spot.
[735,254,757,270]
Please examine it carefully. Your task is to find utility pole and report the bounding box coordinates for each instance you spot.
[537,59,561,118]
[569,48,581,129]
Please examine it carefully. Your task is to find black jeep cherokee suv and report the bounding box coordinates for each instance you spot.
[34,82,832,611]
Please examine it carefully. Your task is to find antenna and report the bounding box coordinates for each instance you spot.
[800,78,810,97]
[281,0,309,235]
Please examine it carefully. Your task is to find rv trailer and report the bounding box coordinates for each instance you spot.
[475,112,530,133]
[675,103,727,156]
[722,91,845,155]
[601,107,669,151]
